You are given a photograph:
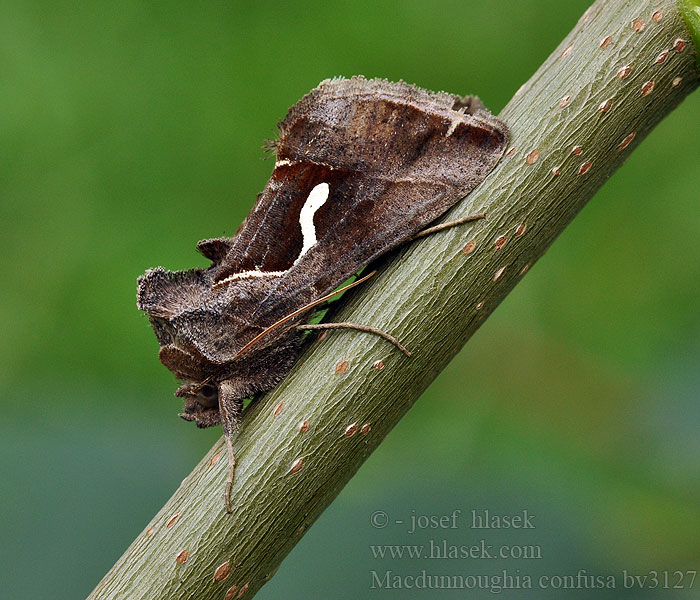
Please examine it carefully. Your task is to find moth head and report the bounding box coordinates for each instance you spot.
[175,380,223,429]
[175,381,219,408]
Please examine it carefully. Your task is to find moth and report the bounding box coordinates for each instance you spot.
[137,76,508,512]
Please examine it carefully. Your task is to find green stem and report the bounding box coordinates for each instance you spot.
[679,0,700,57]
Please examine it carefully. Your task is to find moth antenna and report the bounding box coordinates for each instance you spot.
[234,271,377,359]
[410,213,486,241]
[297,322,411,356]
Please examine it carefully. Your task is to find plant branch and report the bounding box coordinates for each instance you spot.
[89,1,699,598]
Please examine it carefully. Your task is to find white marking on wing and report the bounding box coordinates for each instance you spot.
[214,182,330,288]
[295,182,329,263]
[213,269,286,287]
[275,158,294,168]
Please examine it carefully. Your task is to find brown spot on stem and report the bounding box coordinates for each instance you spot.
[526,149,540,165]
[505,146,516,157]
[561,44,574,58]
[632,17,645,32]
[673,38,687,53]
[572,146,583,156]
[578,161,592,175]
[290,458,304,474]
[335,360,349,375]
[166,512,180,528]
[598,99,612,113]
[299,420,309,433]
[652,10,662,22]
[493,267,506,282]
[551,166,561,176]
[618,132,636,150]
[463,240,477,255]
[373,359,385,371]
[494,236,508,250]
[617,65,632,79]
[176,550,189,565]
[475,301,485,311]
[519,264,531,276]
[361,423,371,435]
[146,526,155,537]
[515,224,527,236]
[672,76,683,88]
[209,452,221,467]
[214,561,232,582]
[237,584,250,598]
[600,36,612,48]
[559,95,572,108]
[345,423,358,437]
[273,401,284,417]
[225,586,239,600]
[655,50,669,64]
[641,80,655,96]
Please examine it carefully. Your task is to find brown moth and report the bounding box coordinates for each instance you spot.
[137,76,508,512]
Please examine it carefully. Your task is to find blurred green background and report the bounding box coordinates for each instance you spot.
[2,1,699,598]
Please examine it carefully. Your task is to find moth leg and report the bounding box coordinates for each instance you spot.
[411,212,486,241]
[217,380,244,514]
[297,322,411,357]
